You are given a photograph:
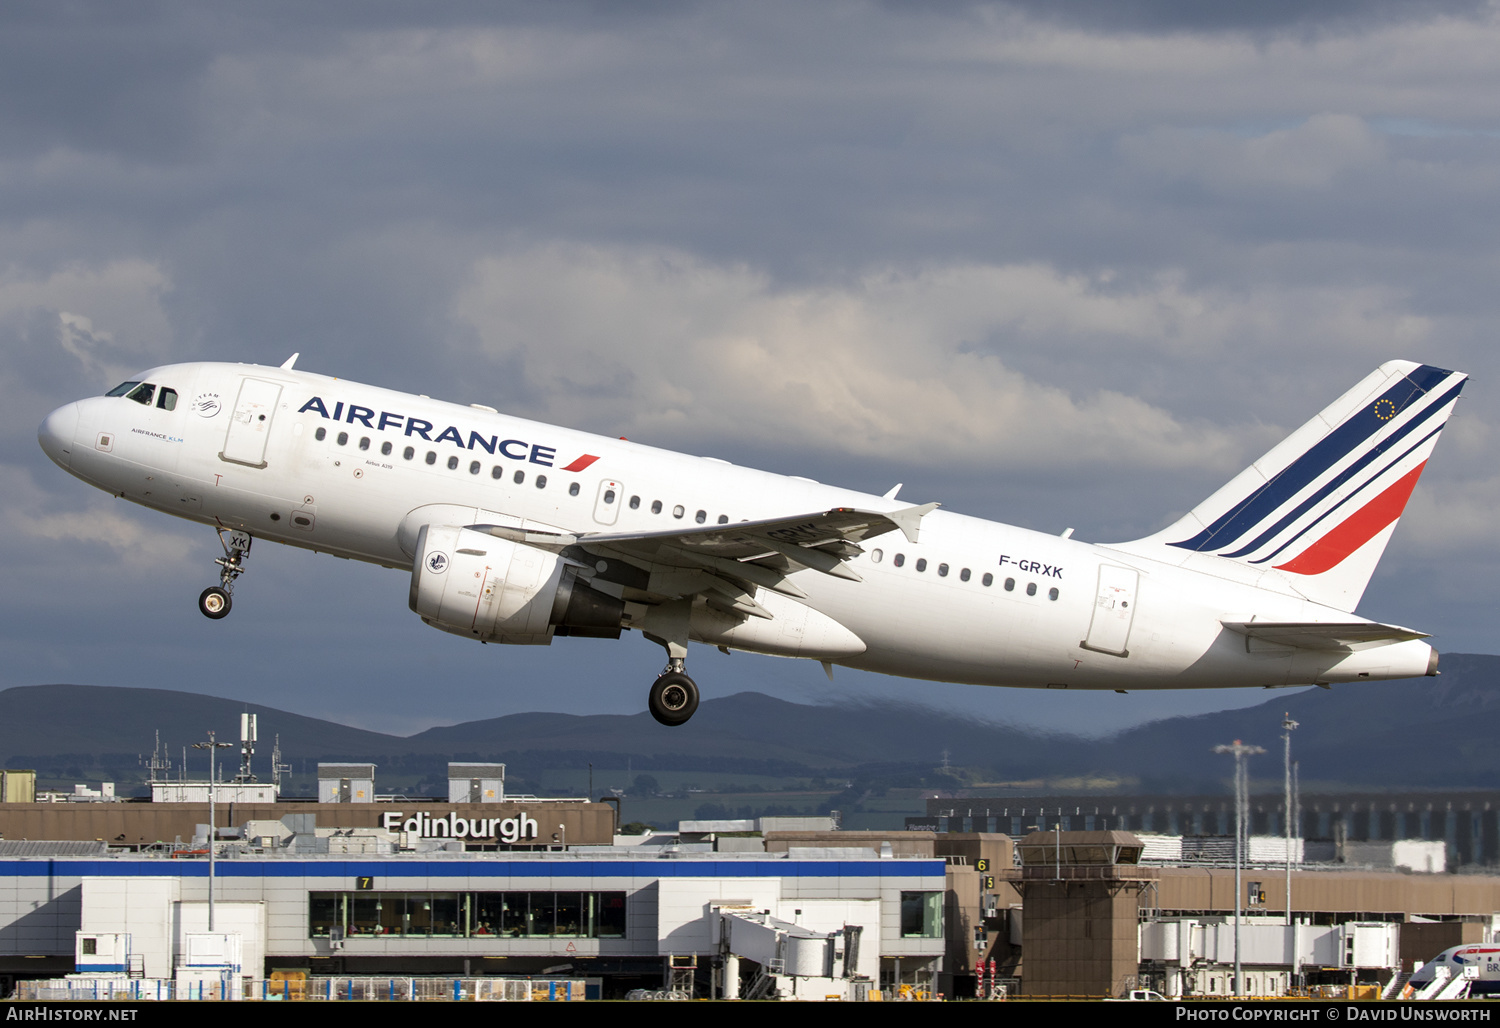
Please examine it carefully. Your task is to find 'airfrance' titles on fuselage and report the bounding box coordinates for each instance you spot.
[297,395,599,472]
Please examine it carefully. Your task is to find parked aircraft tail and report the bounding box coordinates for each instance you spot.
[1127,361,1466,612]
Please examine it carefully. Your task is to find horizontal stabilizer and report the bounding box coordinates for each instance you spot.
[1220,620,1430,651]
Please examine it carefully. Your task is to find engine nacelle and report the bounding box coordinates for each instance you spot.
[408,524,623,645]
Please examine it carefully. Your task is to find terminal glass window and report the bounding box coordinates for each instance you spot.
[310,891,628,940]
[900,891,943,939]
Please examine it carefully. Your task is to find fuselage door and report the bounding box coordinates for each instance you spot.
[1082,564,1139,657]
[220,378,283,468]
[593,480,622,526]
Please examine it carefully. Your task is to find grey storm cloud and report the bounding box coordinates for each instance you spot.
[1,1,1497,736]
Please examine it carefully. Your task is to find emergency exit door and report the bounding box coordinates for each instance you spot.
[593,480,622,525]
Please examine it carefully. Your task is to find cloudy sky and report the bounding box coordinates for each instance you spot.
[3,1,1497,740]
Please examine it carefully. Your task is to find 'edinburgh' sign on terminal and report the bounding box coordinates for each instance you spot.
[382,811,539,844]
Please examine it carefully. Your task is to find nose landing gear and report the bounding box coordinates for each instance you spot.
[199,529,252,620]
[648,657,699,727]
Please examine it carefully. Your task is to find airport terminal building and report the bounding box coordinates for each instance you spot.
[5,767,1500,999]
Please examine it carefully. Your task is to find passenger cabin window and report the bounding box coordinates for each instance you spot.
[1004,577,1015,591]
[513,470,525,484]
[536,475,547,489]
[651,500,662,514]
[469,460,481,475]
[337,431,349,446]
[717,515,728,524]
[447,456,459,470]
[569,482,580,496]
[1049,587,1060,601]
[960,568,971,582]
[315,427,327,442]
[403,446,414,460]
[871,549,883,563]
[381,441,392,456]
[604,489,616,505]
[1026,582,1037,596]
[893,553,905,567]
[672,505,685,519]
[492,465,503,479]
[359,437,371,451]
[425,451,436,465]
[938,563,949,577]
[629,495,640,509]
[915,558,927,572]
[695,510,706,523]
[982,573,993,586]
[156,388,177,411]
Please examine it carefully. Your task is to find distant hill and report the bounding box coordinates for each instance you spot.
[1101,652,1500,790]
[1,654,1496,792]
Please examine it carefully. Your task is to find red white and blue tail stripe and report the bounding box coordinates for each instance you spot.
[1135,361,1465,611]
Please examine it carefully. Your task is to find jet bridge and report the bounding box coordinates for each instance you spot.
[715,909,866,1001]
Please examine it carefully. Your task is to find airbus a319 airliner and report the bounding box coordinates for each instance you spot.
[38,357,1464,725]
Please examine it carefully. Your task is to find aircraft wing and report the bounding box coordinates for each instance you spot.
[468,503,938,617]
[1220,620,1430,651]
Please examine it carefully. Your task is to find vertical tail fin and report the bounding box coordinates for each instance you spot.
[1128,361,1466,611]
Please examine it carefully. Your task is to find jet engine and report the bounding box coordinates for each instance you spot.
[408,524,623,645]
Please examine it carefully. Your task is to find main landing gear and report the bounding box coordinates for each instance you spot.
[648,657,700,727]
[199,529,252,620]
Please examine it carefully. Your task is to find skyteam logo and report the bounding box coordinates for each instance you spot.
[1169,364,1466,577]
[426,552,449,575]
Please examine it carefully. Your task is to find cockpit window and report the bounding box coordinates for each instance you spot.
[125,383,156,406]
[156,388,177,411]
[106,381,140,397]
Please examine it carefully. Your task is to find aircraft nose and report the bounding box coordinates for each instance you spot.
[38,402,79,469]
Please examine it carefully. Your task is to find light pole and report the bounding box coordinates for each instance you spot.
[193,732,233,931]
[1215,739,1264,998]
[1282,716,1298,917]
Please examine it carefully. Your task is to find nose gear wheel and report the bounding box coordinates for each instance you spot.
[199,529,252,619]
[198,586,231,619]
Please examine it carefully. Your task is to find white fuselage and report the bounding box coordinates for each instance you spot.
[38,361,1437,693]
